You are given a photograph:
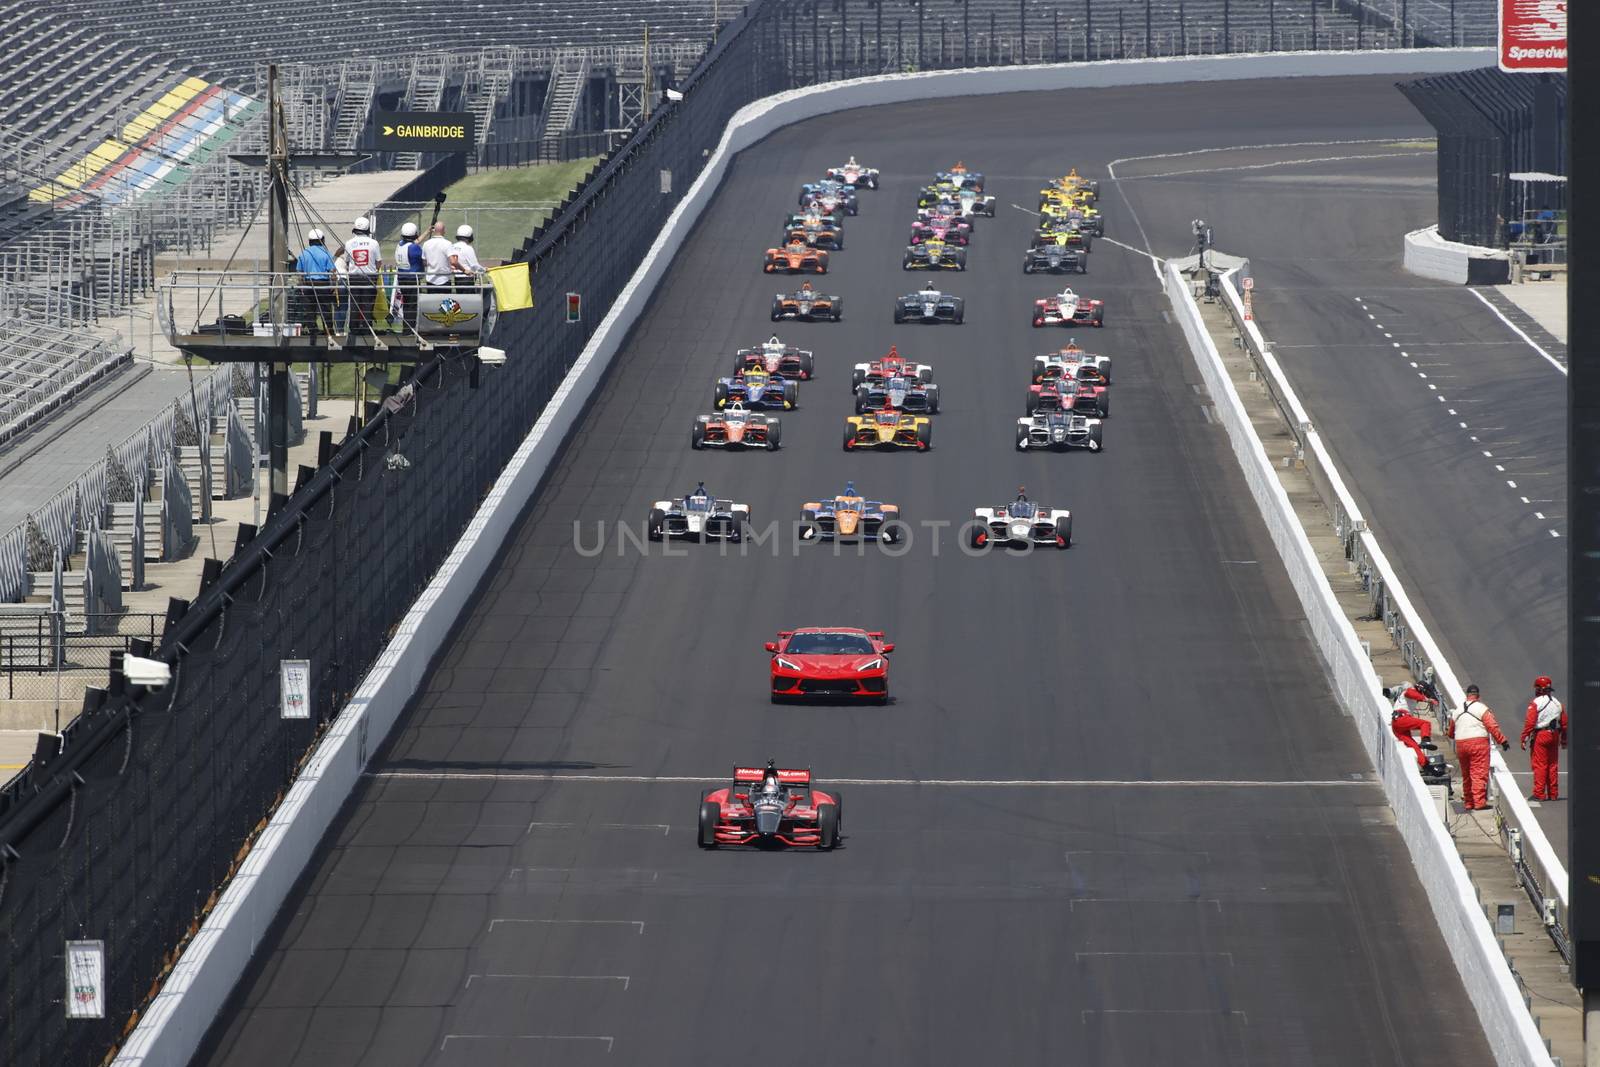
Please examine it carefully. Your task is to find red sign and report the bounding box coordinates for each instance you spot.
[1499,0,1566,73]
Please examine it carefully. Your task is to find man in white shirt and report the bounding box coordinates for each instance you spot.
[421,222,454,289]
[450,224,482,284]
[342,216,382,332]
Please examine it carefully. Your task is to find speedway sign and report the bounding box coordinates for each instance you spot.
[1499,0,1566,73]
[373,111,475,152]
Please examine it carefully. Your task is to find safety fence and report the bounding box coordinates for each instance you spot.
[0,5,1495,1065]
[1212,263,1569,964]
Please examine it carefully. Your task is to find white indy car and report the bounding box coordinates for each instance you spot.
[647,482,752,542]
[826,156,880,189]
[1031,344,1112,385]
[970,490,1072,549]
[1016,409,1103,452]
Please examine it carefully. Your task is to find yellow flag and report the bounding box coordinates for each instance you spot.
[487,262,534,312]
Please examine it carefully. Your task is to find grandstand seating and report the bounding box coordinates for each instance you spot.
[0,316,131,449]
[38,0,722,83]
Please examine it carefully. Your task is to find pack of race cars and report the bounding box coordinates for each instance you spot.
[663,159,1127,849]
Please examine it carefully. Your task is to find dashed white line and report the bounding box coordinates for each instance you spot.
[1536,512,1546,519]
[1508,480,1519,488]
[1551,530,1562,538]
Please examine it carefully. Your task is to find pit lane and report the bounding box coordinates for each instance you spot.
[194,77,1493,1066]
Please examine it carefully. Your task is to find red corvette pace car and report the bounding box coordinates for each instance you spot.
[698,761,842,849]
[767,627,892,703]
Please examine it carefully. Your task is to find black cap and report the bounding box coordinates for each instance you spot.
[1466,685,1480,695]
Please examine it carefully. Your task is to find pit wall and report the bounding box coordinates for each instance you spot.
[1165,261,1550,1067]
[115,45,1500,1067]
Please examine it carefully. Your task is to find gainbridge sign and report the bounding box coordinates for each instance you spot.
[372,111,476,152]
[1499,0,1566,73]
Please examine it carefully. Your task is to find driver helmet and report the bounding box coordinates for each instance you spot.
[762,758,781,794]
[847,155,858,166]
[691,481,708,499]
[923,281,937,292]
[843,480,856,497]
[801,281,815,292]
[1016,486,1030,502]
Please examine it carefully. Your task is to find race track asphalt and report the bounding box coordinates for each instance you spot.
[193,78,1494,1066]
[1108,85,1571,852]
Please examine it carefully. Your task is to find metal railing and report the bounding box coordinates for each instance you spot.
[1214,262,1570,962]
[0,366,232,605]
[155,270,498,351]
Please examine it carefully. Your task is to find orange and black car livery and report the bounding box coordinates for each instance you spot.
[764,238,828,274]
[800,481,902,542]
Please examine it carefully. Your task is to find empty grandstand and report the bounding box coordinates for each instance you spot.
[0,319,132,453]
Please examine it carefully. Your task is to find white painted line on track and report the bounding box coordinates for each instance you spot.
[441,1035,614,1052]
[1467,288,1566,375]
[466,974,632,990]
[488,918,646,933]
[368,771,1371,788]
[1084,1009,1249,1024]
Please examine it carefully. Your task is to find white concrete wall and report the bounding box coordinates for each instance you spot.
[1166,262,1551,1067]
[114,45,1500,1067]
[1404,223,1511,284]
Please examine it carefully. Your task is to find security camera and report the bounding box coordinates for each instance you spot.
[479,346,506,366]
[124,655,171,688]
[665,88,684,102]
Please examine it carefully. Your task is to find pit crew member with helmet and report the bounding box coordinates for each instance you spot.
[1388,683,1440,768]
[1520,675,1567,801]
[1446,684,1509,811]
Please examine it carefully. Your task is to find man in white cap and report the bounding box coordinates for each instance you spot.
[449,223,482,286]
[392,221,424,333]
[294,229,335,333]
[342,216,381,332]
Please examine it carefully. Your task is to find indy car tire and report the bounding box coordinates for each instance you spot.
[1055,518,1073,549]
[798,351,815,378]
[969,524,989,549]
[843,424,855,451]
[765,419,782,450]
[927,384,941,413]
[690,422,705,449]
[902,256,913,270]
[835,233,844,250]
[1101,394,1111,417]
[1016,425,1029,451]
[1024,391,1036,416]
[830,302,843,321]
[916,422,932,450]
[770,298,782,322]
[713,381,729,408]
[648,508,665,542]
[817,803,840,850]
[699,799,720,849]
[952,305,964,325]
[893,306,906,324]
[1023,261,1035,274]
[1078,260,1088,275]
[854,385,870,414]
[783,380,799,409]
[852,368,866,389]
[1090,424,1104,451]
[917,366,933,384]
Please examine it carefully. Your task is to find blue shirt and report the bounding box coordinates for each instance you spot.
[296,245,334,281]
[396,239,425,275]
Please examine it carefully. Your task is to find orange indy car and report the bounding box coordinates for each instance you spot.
[771,282,843,322]
[764,238,829,274]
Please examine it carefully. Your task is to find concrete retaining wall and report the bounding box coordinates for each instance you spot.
[1165,262,1550,1067]
[115,44,1500,1067]
[1404,223,1511,285]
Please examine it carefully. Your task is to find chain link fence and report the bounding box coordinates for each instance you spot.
[0,3,1491,1064]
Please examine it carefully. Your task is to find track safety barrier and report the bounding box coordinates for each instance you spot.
[115,45,1500,1067]
[1165,260,1552,1067]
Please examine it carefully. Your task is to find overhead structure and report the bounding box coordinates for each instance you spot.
[156,65,497,500]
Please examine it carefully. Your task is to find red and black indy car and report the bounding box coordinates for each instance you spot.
[1032,286,1105,328]
[699,762,842,850]
[767,627,892,703]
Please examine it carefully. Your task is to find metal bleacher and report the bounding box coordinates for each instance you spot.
[0,315,132,451]
[41,0,722,84]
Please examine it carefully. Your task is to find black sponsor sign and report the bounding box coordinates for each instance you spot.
[372,111,475,152]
